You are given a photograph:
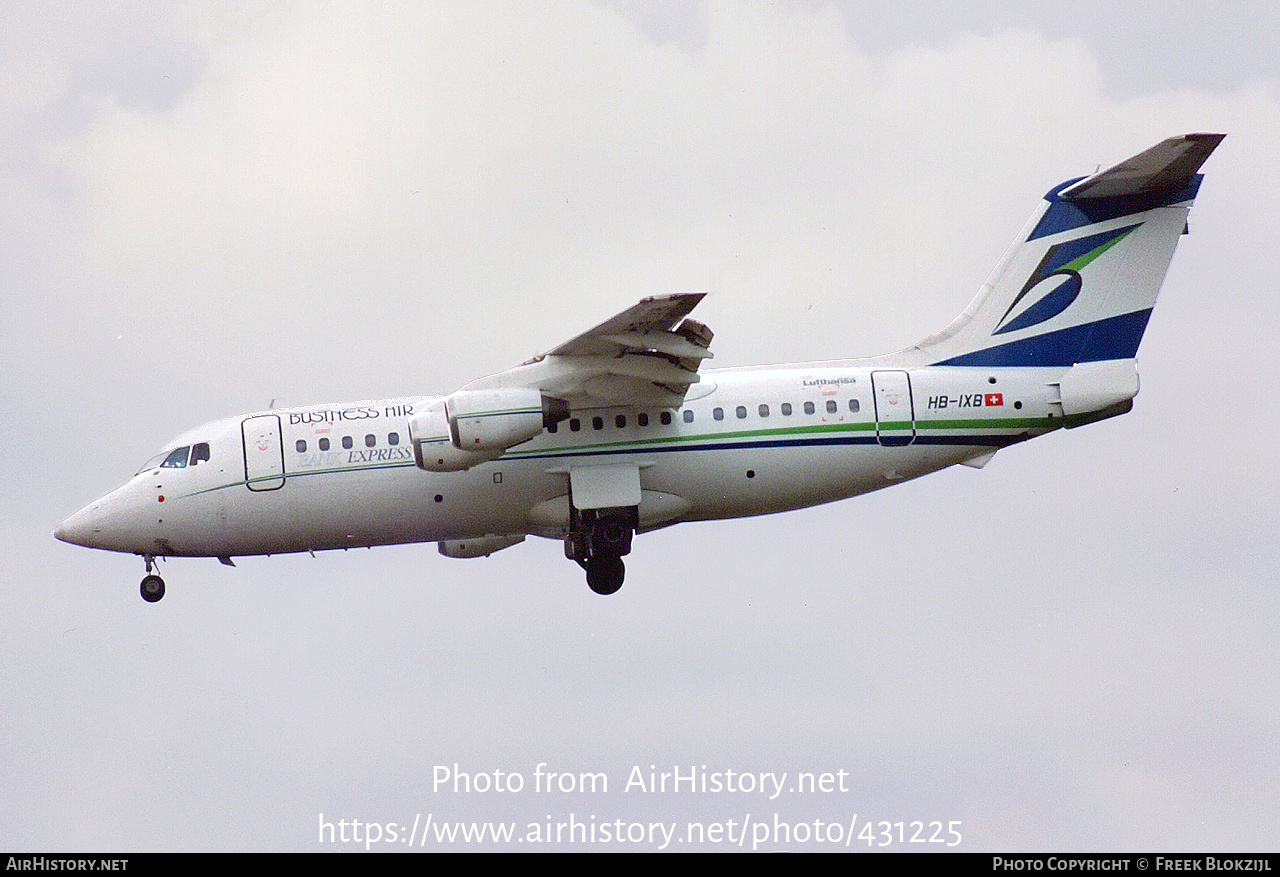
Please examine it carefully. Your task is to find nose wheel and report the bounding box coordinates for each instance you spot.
[140,574,166,603]
[138,554,165,602]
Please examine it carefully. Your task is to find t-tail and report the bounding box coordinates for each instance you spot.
[907,133,1223,423]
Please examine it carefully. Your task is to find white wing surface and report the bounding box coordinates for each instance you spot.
[465,293,714,408]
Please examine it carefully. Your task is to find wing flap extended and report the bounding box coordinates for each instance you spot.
[541,293,708,357]
[469,292,714,408]
[598,331,714,361]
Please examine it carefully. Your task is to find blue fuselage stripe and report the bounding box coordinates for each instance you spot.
[505,431,1031,461]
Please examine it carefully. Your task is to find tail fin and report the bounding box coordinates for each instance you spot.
[917,133,1223,368]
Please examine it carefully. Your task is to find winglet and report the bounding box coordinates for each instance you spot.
[1059,133,1225,200]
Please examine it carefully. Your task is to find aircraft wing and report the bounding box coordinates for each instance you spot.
[465,292,715,408]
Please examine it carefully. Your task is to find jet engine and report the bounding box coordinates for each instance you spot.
[409,388,566,472]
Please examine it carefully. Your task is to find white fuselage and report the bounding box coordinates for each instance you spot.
[55,362,1064,561]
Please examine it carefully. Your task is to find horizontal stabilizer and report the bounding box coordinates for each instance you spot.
[1060,133,1224,200]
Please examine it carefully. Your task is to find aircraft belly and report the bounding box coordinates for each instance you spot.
[648,443,971,522]
[218,460,565,555]
[526,489,691,535]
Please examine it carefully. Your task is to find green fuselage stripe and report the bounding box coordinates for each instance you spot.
[503,415,1055,456]
[180,415,1058,500]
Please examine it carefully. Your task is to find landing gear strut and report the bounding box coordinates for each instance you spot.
[565,506,636,596]
[139,554,165,603]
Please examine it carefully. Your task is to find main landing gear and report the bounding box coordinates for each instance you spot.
[585,555,625,596]
[139,554,165,603]
[565,506,636,596]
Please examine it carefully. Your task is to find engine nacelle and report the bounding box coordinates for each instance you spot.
[409,389,566,472]
[446,388,549,451]
[438,535,526,558]
[409,403,500,472]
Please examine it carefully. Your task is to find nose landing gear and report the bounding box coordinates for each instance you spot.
[140,575,165,603]
[139,554,165,603]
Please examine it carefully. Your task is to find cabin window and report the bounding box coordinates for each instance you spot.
[638,413,649,427]
[849,399,860,413]
[319,438,330,451]
[826,400,838,413]
[804,401,815,415]
[296,440,307,453]
[365,434,376,447]
[736,405,747,419]
[190,442,211,465]
[713,407,724,421]
[781,403,792,416]
[758,404,770,418]
[570,418,581,432]
[592,416,604,430]
[342,436,353,449]
[160,447,190,469]
[683,410,694,423]
[388,432,400,445]
[660,411,672,426]
[615,414,626,428]
[547,421,558,433]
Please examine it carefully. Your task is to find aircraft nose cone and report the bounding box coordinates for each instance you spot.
[54,506,103,548]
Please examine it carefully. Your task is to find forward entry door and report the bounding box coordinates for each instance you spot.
[242,414,285,491]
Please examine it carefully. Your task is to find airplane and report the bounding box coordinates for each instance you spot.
[55,133,1223,602]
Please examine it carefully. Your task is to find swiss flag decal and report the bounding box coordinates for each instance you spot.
[984,393,1004,407]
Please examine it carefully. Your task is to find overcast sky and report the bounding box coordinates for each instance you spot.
[4,0,1278,852]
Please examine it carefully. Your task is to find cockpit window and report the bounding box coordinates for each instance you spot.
[138,452,168,474]
[160,446,191,468]
[138,441,211,474]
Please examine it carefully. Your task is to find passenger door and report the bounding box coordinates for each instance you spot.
[242,414,285,491]
[872,371,915,446]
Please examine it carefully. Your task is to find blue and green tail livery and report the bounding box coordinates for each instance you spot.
[917,133,1223,368]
